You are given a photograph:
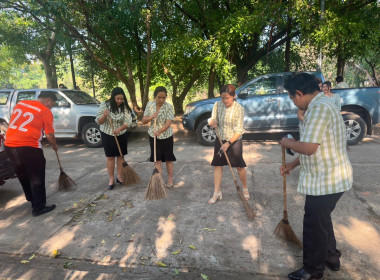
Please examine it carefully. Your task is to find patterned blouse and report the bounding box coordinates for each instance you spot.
[208,101,245,141]
[330,93,341,110]
[144,101,174,139]
[95,102,132,136]
[298,92,352,195]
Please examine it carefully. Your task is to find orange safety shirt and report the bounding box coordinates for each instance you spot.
[5,100,54,148]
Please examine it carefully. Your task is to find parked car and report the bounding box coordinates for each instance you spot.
[182,71,380,146]
[0,89,136,148]
[0,134,17,185]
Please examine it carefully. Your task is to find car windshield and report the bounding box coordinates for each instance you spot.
[62,90,99,105]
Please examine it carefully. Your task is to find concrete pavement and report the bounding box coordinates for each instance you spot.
[0,120,379,280]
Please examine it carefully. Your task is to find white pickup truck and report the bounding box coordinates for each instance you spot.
[0,88,133,148]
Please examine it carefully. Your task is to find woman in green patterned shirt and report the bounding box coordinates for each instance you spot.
[207,84,248,204]
[323,81,341,110]
[95,87,133,189]
[142,86,176,187]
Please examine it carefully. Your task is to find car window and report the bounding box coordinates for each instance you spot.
[245,76,277,96]
[16,91,37,103]
[62,90,99,105]
[0,91,11,105]
[41,91,69,107]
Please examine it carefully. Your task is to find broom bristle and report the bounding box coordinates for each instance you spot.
[121,161,141,185]
[145,169,167,200]
[274,218,302,247]
[237,189,255,220]
[58,171,77,191]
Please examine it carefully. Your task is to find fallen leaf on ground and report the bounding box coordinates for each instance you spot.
[201,273,209,279]
[101,239,105,244]
[203,228,216,232]
[52,249,60,258]
[20,260,29,264]
[117,233,121,237]
[172,249,182,255]
[188,245,197,250]
[29,254,36,260]
[157,262,167,267]
[174,268,180,275]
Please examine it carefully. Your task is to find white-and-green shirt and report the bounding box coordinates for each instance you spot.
[208,101,245,141]
[144,101,174,139]
[330,93,341,110]
[298,92,352,195]
[95,102,132,136]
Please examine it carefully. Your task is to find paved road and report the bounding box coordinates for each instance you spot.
[0,126,379,280]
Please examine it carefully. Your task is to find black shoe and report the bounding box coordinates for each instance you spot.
[116,178,123,184]
[326,249,341,271]
[32,204,56,217]
[108,184,114,190]
[325,261,340,271]
[288,268,323,280]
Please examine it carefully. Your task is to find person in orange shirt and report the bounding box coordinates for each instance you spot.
[5,92,58,217]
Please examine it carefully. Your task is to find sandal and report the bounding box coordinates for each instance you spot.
[242,188,250,200]
[208,191,222,204]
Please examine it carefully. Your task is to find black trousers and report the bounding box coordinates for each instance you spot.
[303,192,344,275]
[5,146,47,211]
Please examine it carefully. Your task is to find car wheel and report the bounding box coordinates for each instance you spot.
[81,122,102,148]
[0,121,8,136]
[343,113,366,146]
[196,119,216,146]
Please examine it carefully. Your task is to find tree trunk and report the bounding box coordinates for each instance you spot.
[39,54,57,88]
[207,65,216,99]
[284,14,292,72]
[336,40,345,77]
[68,44,77,89]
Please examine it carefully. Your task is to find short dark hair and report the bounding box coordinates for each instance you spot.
[335,76,343,83]
[153,86,167,97]
[220,84,235,97]
[38,92,57,102]
[284,73,320,96]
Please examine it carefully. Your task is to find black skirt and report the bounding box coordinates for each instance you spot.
[101,131,128,157]
[211,138,246,167]
[149,135,176,162]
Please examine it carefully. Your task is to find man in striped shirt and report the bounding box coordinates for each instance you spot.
[280,73,352,280]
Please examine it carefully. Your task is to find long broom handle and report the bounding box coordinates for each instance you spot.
[214,128,239,186]
[108,117,124,158]
[154,117,157,164]
[55,151,63,172]
[282,147,287,212]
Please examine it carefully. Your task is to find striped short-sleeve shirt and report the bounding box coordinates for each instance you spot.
[144,101,174,139]
[298,92,352,195]
[208,101,245,141]
[95,102,132,136]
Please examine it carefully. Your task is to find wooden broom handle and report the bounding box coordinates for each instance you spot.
[214,128,239,185]
[55,150,63,171]
[282,147,287,212]
[154,117,157,163]
[108,117,124,158]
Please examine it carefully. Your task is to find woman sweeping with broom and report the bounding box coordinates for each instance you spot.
[142,86,176,189]
[208,84,249,204]
[96,87,133,190]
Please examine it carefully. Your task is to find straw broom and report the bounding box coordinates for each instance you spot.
[145,118,167,200]
[108,117,141,185]
[55,151,77,191]
[215,128,255,221]
[274,147,302,246]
